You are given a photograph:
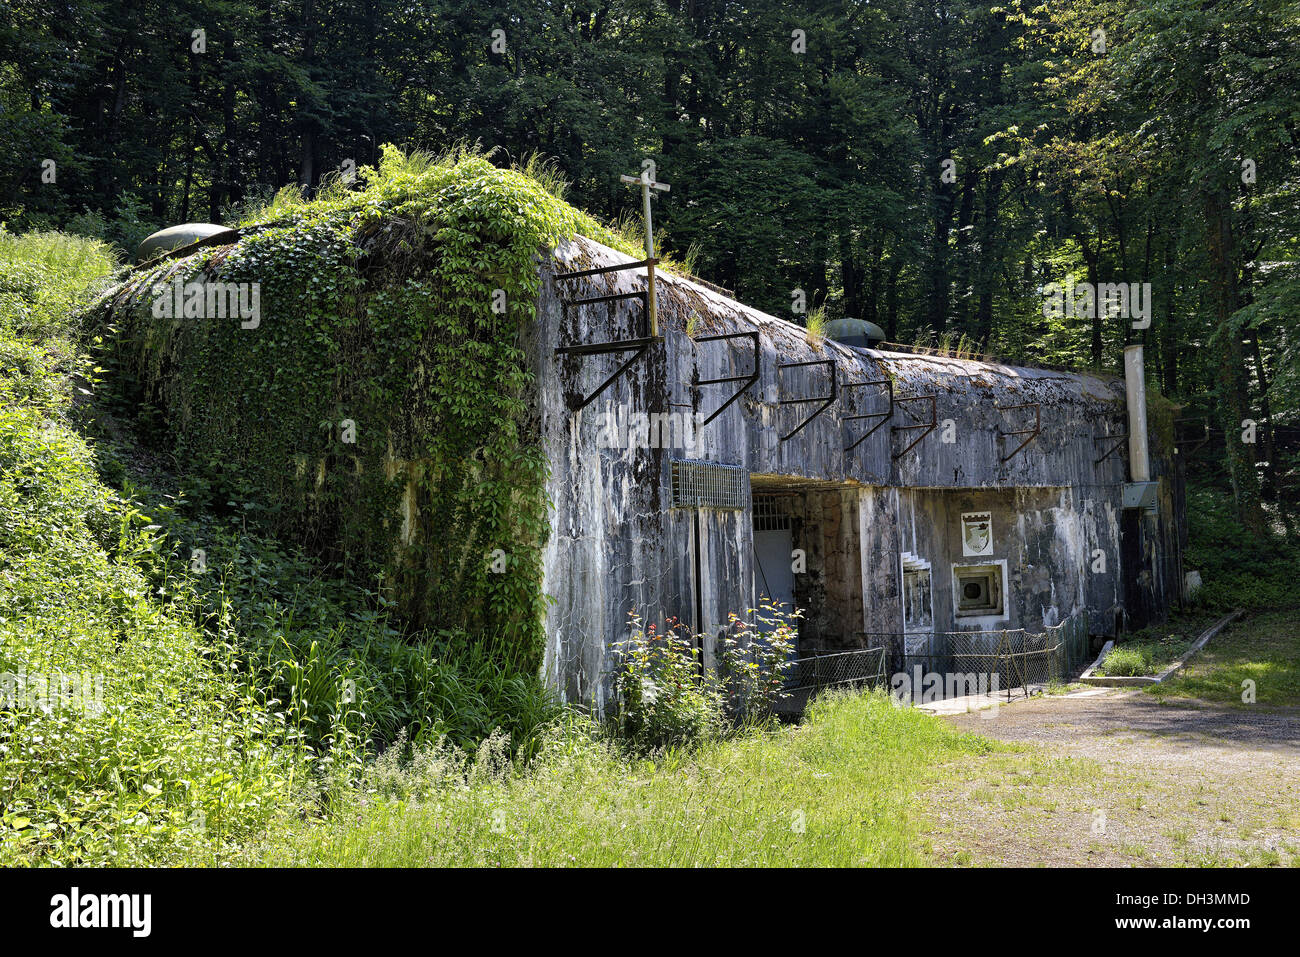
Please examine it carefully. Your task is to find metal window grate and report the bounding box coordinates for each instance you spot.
[752,494,791,531]
[671,460,747,509]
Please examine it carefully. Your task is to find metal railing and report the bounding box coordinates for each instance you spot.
[788,610,1093,708]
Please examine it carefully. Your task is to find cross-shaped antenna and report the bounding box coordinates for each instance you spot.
[620,169,670,336]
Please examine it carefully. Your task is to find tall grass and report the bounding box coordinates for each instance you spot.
[0,228,119,338]
[250,690,1003,867]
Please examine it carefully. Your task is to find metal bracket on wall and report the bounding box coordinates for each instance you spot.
[842,377,894,453]
[553,262,661,411]
[1093,431,1129,466]
[555,257,658,286]
[996,402,1041,463]
[1174,416,1211,458]
[777,359,837,442]
[693,330,760,426]
[891,394,937,459]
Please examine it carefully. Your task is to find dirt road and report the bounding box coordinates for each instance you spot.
[920,688,1300,866]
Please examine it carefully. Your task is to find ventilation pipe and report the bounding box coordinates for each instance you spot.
[1124,344,1151,483]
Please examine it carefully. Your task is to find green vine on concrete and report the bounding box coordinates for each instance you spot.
[95,145,635,674]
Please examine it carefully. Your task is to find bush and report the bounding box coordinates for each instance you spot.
[0,352,300,865]
[613,602,801,753]
[717,600,801,723]
[1,227,560,862]
[613,614,721,753]
[90,472,561,763]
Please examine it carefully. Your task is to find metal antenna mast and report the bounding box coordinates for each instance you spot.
[619,168,670,336]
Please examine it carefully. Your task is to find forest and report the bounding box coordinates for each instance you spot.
[3,0,1297,527]
[1,0,1299,875]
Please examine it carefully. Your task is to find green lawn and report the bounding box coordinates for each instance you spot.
[1148,610,1300,707]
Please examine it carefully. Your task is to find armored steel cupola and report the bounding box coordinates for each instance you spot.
[822,317,886,348]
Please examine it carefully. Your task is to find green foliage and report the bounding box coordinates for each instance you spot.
[717,600,801,724]
[1183,485,1300,613]
[0,225,561,864]
[1096,643,1167,677]
[1149,609,1300,707]
[613,614,721,754]
[0,232,301,864]
[154,507,561,758]
[613,603,800,753]
[97,145,632,680]
[0,227,119,339]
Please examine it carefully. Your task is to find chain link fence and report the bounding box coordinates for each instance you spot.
[775,646,887,716]
[609,611,1093,717]
[803,610,1095,708]
[941,609,1091,700]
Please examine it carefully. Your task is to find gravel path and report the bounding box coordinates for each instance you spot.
[919,688,1300,866]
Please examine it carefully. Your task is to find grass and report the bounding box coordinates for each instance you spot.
[1148,610,1300,707]
[1093,612,1222,678]
[1096,642,1177,677]
[248,690,1004,867]
[804,305,827,349]
[0,229,120,340]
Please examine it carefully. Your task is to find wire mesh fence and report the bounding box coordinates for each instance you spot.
[783,609,1095,709]
[606,611,1093,717]
[775,646,887,715]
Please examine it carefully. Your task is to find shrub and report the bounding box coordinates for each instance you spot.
[0,354,300,864]
[613,614,721,753]
[718,600,801,723]
[613,603,801,753]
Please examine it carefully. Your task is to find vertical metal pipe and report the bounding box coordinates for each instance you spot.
[642,180,657,337]
[1124,344,1151,482]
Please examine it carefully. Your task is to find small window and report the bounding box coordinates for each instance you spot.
[752,494,791,531]
[954,564,1003,617]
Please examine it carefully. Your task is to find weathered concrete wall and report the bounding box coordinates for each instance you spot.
[533,237,1134,493]
[896,486,1120,636]
[860,486,904,637]
[531,235,1182,707]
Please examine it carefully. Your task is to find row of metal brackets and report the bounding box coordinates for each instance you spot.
[552,258,661,410]
[552,273,1045,461]
[1093,416,1213,468]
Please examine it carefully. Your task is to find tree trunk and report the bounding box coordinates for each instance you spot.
[1204,189,1266,534]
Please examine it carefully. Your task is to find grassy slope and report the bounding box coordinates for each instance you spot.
[0,230,302,865]
[1150,610,1300,707]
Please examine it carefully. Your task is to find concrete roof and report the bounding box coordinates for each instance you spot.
[553,235,1126,412]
